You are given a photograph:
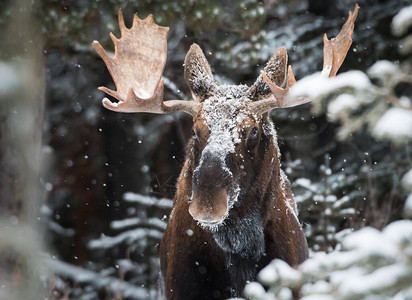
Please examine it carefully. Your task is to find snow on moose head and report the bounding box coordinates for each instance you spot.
[183,44,291,229]
[93,7,358,230]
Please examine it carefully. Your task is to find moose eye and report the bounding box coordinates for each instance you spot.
[249,127,259,140]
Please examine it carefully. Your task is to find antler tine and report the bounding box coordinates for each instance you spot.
[323,4,359,77]
[251,4,358,115]
[261,65,296,106]
[250,57,300,115]
[118,8,127,35]
[101,79,201,115]
[93,9,200,116]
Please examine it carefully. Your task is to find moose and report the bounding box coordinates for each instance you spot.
[93,5,358,300]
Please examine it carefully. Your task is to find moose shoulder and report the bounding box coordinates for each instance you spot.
[93,5,358,300]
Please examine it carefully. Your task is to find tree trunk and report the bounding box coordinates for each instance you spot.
[0,0,46,299]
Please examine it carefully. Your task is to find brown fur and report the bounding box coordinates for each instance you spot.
[159,114,308,299]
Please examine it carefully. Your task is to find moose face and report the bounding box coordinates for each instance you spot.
[187,85,266,229]
[181,44,290,230]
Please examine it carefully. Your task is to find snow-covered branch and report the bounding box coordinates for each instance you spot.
[247,220,412,300]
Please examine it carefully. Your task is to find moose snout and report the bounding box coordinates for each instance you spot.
[201,216,216,223]
[190,152,233,226]
[189,187,228,225]
[188,209,221,224]
[192,157,232,188]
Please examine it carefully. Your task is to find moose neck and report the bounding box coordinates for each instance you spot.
[189,115,282,294]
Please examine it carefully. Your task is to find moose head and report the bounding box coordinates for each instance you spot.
[93,6,357,230]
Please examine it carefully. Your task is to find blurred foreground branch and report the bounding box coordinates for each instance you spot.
[0,0,46,299]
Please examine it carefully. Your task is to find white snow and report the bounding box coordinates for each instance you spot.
[334,228,353,243]
[342,227,398,260]
[300,251,361,276]
[247,218,412,299]
[405,193,412,218]
[332,195,350,209]
[301,295,334,300]
[399,96,412,108]
[110,217,167,231]
[295,178,317,193]
[258,259,302,288]
[301,280,331,295]
[278,288,293,300]
[88,228,163,249]
[383,220,412,251]
[48,220,75,237]
[123,192,173,209]
[289,71,371,100]
[47,258,149,299]
[401,168,412,191]
[373,107,412,144]
[338,208,356,216]
[111,218,141,229]
[244,282,273,300]
[394,287,412,300]
[367,60,398,79]
[337,264,412,298]
[201,86,252,159]
[391,5,412,37]
[305,222,412,297]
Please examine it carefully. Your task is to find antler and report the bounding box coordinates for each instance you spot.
[92,9,200,116]
[251,4,359,115]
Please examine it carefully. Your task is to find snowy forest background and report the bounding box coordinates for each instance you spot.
[1,0,412,299]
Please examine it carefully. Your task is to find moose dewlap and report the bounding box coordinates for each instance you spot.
[93,5,358,300]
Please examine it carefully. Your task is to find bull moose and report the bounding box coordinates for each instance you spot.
[93,5,358,299]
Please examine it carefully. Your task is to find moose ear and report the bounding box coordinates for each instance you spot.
[184,44,216,102]
[250,46,288,100]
